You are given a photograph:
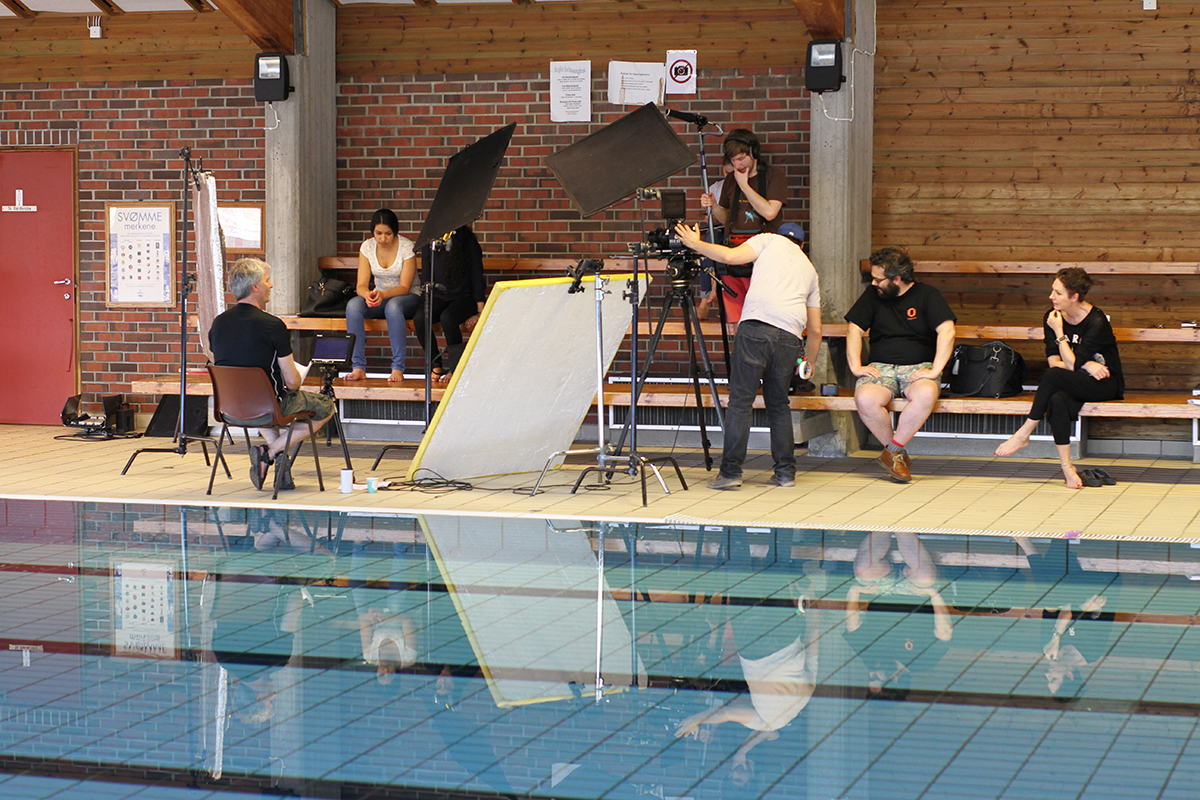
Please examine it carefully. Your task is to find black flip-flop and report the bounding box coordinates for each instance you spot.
[1078,468,1103,488]
[1092,468,1117,486]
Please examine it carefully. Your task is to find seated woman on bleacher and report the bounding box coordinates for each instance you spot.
[345,208,420,382]
[994,268,1124,488]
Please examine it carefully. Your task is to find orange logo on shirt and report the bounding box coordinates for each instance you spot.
[907,308,917,319]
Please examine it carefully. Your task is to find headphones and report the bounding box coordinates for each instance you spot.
[724,131,761,161]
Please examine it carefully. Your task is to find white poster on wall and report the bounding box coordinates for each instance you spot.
[607,61,665,106]
[550,60,591,122]
[665,50,697,95]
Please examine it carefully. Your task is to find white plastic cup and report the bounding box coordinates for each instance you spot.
[340,469,354,493]
[366,477,378,493]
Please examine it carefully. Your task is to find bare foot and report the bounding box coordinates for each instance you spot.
[1062,464,1083,489]
[346,368,367,381]
[388,369,404,383]
[994,433,1030,457]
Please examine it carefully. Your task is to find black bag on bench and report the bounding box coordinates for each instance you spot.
[299,276,355,317]
[946,341,1027,398]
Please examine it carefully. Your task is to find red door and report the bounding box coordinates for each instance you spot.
[0,150,77,424]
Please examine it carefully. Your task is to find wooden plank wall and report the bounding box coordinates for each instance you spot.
[0,12,259,82]
[335,0,809,76]
[874,0,1200,263]
[873,1,1200,434]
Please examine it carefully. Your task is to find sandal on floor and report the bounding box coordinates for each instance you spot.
[1092,468,1117,486]
[249,444,272,491]
[1078,468,1103,488]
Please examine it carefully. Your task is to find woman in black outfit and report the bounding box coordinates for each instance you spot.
[414,225,486,382]
[994,267,1123,488]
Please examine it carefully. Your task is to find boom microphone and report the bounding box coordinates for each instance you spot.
[662,107,708,126]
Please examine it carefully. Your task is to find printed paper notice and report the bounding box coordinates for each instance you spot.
[551,60,591,122]
[607,61,666,106]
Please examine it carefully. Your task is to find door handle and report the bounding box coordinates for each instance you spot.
[53,279,71,286]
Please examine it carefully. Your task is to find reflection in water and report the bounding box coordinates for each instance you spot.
[0,500,1194,798]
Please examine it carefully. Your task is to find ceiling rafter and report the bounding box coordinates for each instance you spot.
[90,0,123,14]
[792,0,843,41]
[180,0,212,11]
[0,0,34,19]
[213,0,293,53]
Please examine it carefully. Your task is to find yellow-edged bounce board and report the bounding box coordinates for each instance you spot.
[420,514,643,707]
[407,273,647,482]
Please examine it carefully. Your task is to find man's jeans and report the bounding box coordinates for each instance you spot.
[719,320,802,480]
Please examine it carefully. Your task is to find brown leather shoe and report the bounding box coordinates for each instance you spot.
[879,449,912,482]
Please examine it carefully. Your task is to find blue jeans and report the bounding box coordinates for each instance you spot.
[720,320,802,480]
[346,293,421,371]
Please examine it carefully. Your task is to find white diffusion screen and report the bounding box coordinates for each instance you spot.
[408,274,646,480]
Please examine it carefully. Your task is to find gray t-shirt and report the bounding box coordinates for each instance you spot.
[740,233,821,339]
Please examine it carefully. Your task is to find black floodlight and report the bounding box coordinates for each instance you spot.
[805,40,845,93]
[545,102,697,217]
[415,123,516,251]
[254,53,290,102]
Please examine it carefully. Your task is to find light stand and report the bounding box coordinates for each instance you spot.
[370,238,445,470]
[123,147,231,478]
[529,260,623,496]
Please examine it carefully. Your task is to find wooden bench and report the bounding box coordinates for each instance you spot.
[837,260,1200,458]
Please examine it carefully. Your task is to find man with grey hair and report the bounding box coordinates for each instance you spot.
[208,258,334,490]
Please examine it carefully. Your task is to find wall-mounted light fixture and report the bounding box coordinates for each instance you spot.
[805,40,845,94]
[254,53,291,102]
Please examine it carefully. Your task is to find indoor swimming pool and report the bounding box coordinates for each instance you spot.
[0,499,1196,799]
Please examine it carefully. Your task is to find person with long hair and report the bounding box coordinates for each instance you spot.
[995,267,1124,488]
[345,208,420,382]
[414,225,486,382]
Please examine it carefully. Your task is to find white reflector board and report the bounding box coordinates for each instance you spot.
[408,273,647,480]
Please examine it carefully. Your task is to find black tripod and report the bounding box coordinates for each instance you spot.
[608,256,733,471]
[123,147,230,478]
[312,361,354,470]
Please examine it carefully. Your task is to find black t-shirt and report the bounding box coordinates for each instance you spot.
[844,282,957,366]
[1043,306,1125,398]
[208,303,292,398]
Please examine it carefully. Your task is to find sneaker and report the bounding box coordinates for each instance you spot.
[706,474,743,490]
[275,455,296,491]
[879,449,912,482]
[768,474,796,487]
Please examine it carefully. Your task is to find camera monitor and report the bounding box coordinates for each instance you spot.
[545,102,696,217]
[310,332,355,370]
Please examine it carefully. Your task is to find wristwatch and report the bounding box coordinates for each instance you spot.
[1056,335,1068,344]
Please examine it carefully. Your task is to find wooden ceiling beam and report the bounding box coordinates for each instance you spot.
[180,0,212,11]
[90,0,124,14]
[216,0,293,53]
[0,0,33,19]
[792,0,843,41]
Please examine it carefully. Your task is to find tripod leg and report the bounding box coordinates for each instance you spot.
[610,293,679,460]
[689,304,727,432]
[681,293,714,470]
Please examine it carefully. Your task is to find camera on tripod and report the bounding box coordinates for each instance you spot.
[627,189,697,270]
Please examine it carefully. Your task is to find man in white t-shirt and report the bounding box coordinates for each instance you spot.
[675,222,822,489]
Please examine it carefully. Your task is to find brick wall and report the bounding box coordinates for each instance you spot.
[2,67,808,417]
[1,79,264,418]
[336,66,810,377]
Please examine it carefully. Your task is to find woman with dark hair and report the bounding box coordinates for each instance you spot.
[414,225,486,382]
[345,208,420,382]
[995,267,1124,488]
